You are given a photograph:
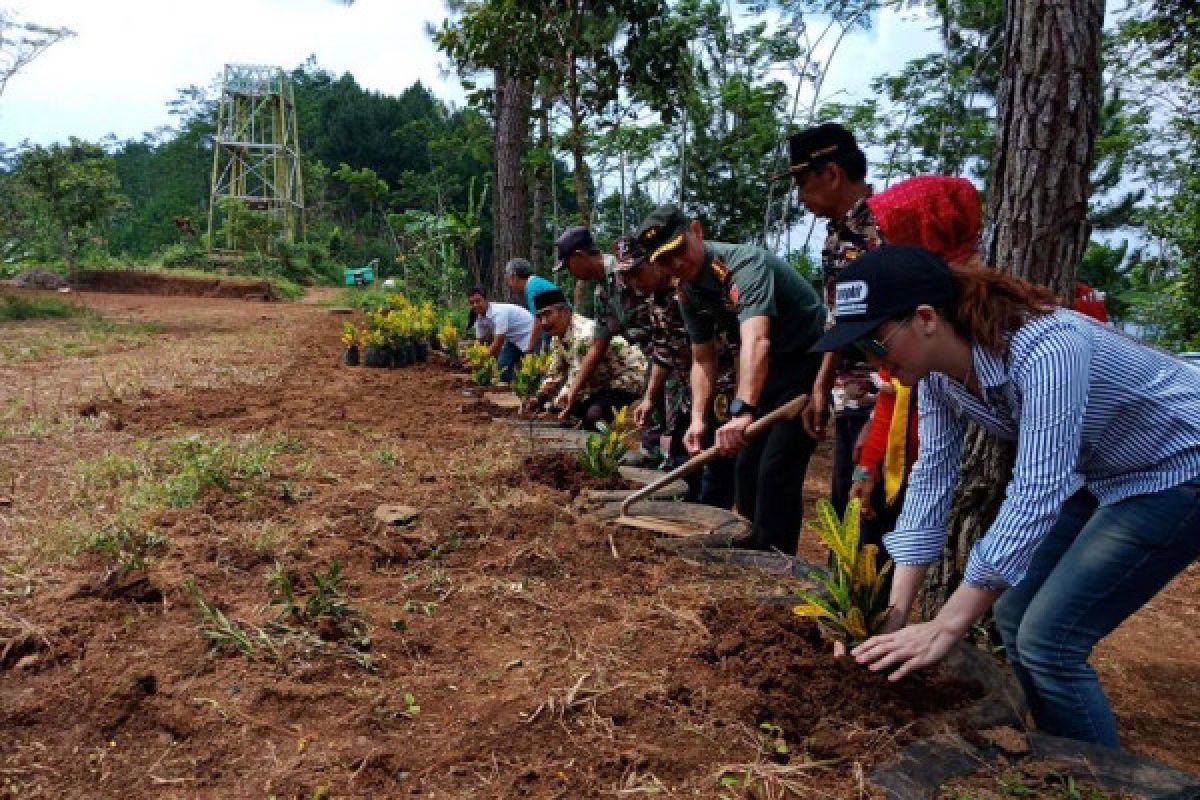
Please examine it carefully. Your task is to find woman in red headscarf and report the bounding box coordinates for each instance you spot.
[848,176,983,548]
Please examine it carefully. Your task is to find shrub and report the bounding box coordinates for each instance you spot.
[792,498,893,646]
[578,405,635,478]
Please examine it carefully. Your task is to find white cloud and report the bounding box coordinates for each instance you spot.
[0,1,944,153]
[0,0,464,146]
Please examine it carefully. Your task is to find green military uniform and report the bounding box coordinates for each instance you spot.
[678,241,826,355]
[646,287,738,507]
[593,254,655,348]
[636,205,827,555]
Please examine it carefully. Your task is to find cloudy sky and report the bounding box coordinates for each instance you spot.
[1,0,942,148]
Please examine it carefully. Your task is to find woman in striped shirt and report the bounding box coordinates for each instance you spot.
[812,244,1200,747]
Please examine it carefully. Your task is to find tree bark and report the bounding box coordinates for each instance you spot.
[565,52,593,311]
[530,101,551,277]
[921,0,1104,616]
[492,67,533,298]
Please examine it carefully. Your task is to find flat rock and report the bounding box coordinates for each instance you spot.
[374,504,421,527]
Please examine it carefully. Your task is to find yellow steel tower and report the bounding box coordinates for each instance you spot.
[207,64,305,252]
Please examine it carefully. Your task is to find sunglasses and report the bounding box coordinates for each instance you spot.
[853,318,910,358]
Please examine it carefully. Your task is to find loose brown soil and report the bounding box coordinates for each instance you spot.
[1,287,1199,798]
[938,758,1139,799]
[501,452,637,496]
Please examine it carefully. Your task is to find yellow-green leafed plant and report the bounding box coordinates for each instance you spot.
[793,498,894,646]
[578,404,636,478]
[437,316,460,355]
[511,350,553,403]
[464,342,499,386]
[340,321,366,348]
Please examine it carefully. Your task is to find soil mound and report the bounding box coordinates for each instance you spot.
[502,451,637,496]
[698,598,984,761]
[72,269,274,299]
[11,268,68,289]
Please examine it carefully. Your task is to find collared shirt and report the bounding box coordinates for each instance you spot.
[523,274,558,314]
[888,309,1200,589]
[678,241,826,358]
[538,311,648,406]
[475,302,534,352]
[594,254,654,348]
[821,189,883,414]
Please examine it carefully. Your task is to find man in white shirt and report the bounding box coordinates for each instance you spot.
[467,286,534,382]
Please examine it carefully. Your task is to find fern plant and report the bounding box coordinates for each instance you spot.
[578,405,635,478]
[793,498,894,646]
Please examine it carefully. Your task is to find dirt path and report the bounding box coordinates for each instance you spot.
[1,292,1198,798]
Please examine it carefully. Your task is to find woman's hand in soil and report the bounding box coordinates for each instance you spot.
[850,619,961,681]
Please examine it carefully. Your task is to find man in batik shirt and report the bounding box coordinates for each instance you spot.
[620,240,736,508]
[789,122,885,517]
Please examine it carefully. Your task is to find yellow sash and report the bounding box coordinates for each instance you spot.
[883,380,911,504]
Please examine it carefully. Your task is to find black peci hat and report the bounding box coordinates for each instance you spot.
[788,122,859,176]
[532,287,569,312]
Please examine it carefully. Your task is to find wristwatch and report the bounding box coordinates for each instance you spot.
[728,398,759,419]
[852,465,874,482]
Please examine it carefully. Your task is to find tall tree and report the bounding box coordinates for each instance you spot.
[16,138,127,271]
[921,0,1104,616]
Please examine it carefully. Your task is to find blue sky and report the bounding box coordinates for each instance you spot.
[0,0,942,147]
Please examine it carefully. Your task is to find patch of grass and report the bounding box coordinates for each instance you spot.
[83,520,168,579]
[370,447,398,467]
[0,299,165,362]
[0,295,88,321]
[65,433,306,566]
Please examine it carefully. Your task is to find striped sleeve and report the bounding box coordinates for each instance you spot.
[884,376,968,566]
[963,326,1091,588]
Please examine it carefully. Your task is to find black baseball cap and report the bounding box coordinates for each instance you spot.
[810,245,957,353]
[554,226,595,272]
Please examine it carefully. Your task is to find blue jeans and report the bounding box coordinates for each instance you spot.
[496,341,525,382]
[993,480,1200,746]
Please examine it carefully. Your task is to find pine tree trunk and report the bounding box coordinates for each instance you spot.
[492,68,532,298]
[920,0,1104,615]
[530,101,550,276]
[566,53,592,311]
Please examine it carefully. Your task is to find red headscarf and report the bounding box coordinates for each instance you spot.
[866,175,982,265]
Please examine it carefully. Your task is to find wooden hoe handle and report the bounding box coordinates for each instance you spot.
[619,393,810,517]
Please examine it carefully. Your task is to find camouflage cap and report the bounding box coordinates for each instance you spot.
[613,235,645,272]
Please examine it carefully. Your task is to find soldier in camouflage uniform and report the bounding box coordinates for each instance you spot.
[552,226,656,423]
[620,240,737,508]
[788,122,886,517]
